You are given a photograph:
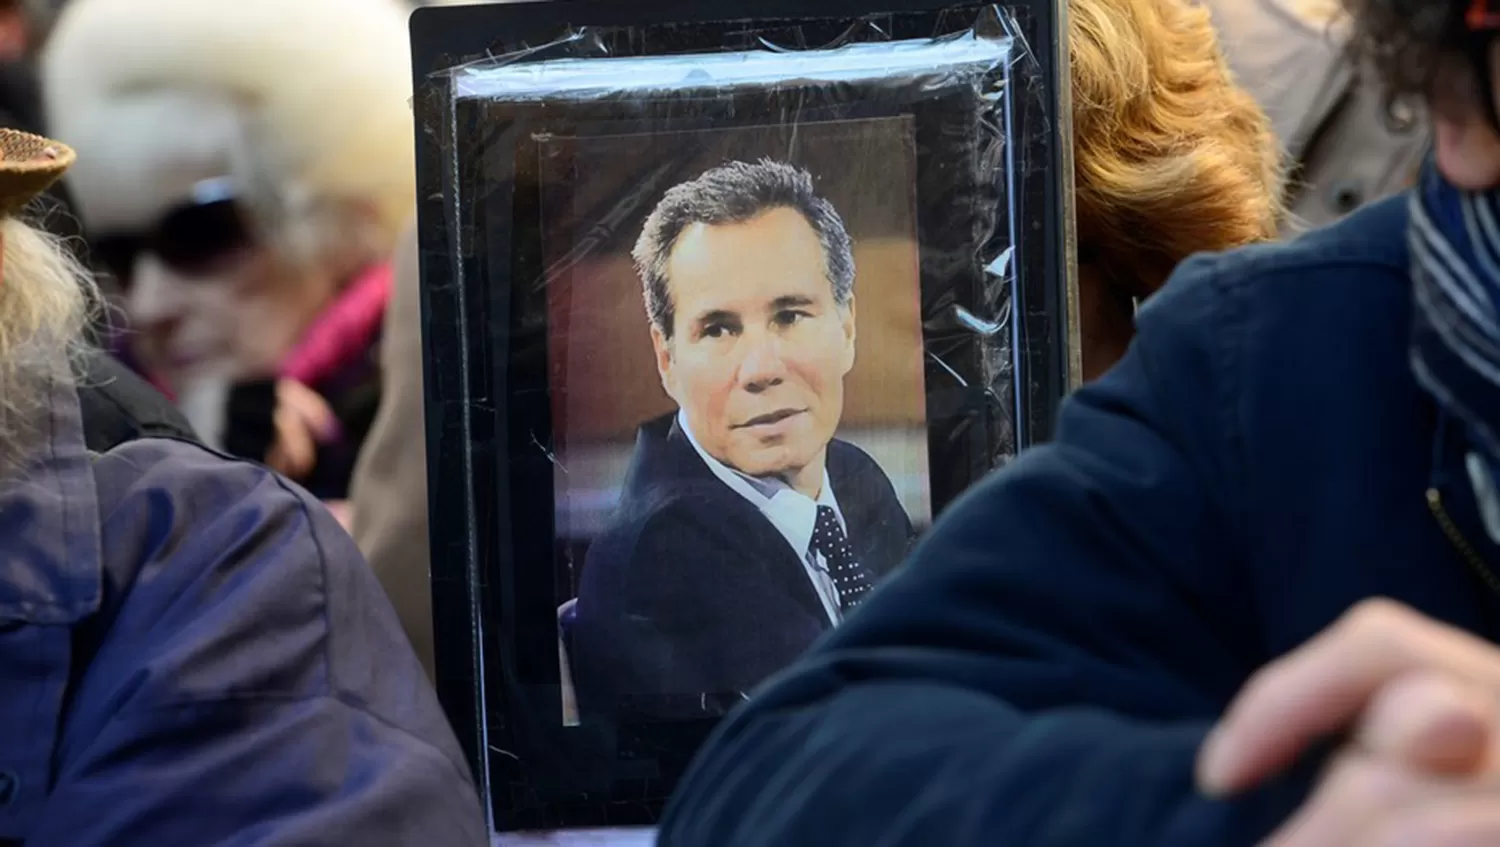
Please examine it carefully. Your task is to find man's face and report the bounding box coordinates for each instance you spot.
[651,207,856,483]
[1432,41,1500,191]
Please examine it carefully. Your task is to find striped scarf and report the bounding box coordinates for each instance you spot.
[1410,161,1500,541]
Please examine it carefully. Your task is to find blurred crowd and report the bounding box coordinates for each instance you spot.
[18,0,444,663]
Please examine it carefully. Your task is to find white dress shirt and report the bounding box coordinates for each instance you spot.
[678,411,849,625]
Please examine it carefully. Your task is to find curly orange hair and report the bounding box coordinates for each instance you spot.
[1069,0,1284,297]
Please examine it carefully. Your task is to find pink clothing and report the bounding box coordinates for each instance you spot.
[280,263,393,386]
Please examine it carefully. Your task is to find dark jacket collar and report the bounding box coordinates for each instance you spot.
[617,412,834,626]
[0,365,102,624]
[619,412,715,507]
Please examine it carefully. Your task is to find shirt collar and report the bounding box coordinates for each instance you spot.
[0,366,103,625]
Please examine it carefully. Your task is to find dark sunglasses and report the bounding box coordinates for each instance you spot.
[91,178,256,288]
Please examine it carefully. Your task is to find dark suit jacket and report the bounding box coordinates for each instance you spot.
[571,413,915,723]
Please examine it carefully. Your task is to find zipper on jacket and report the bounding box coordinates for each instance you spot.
[1428,487,1500,599]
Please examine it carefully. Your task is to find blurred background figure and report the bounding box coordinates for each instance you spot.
[1202,0,1428,233]
[0,126,485,847]
[0,0,80,247]
[41,0,414,510]
[0,0,64,131]
[0,0,66,62]
[350,225,432,673]
[1072,0,1284,378]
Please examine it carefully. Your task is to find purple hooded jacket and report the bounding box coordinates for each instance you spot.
[0,372,487,845]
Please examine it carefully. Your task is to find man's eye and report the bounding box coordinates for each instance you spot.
[703,323,733,339]
[774,310,810,327]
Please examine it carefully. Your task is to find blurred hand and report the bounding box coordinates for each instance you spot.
[1198,600,1500,792]
[264,379,337,480]
[1260,747,1500,846]
[1263,670,1500,845]
[1194,599,1500,845]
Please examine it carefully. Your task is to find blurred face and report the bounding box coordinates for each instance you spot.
[69,92,334,387]
[0,0,27,61]
[1431,40,1500,191]
[652,207,856,495]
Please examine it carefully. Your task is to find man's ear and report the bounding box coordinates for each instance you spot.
[650,323,676,402]
[839,295,857,376]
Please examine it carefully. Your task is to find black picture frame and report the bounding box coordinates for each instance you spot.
[411,0,1075,831]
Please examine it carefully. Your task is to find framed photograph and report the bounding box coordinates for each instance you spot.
[411,0,1076,832]
[545,117,931,728]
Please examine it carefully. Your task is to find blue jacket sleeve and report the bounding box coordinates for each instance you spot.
[660,256,1318,846]
[30,441,487,846]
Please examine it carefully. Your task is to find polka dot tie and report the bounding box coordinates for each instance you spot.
[811,505,872,612]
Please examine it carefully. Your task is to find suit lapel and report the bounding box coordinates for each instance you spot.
[831,459,882,577]
[828,441,913,580]
[659,418,833,629]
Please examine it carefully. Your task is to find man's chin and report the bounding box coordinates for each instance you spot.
[732,463,795,482]
[723,449,817,482]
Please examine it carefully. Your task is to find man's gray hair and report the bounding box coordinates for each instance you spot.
[632,159,854,339]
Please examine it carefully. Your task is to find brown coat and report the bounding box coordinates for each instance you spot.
[348,222,435,678]
[1202,0,1428,233]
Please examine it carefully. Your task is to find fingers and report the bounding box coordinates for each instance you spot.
[267,401,316,479]
[1262,750,1437,847]
[1366,795,1500,847]
[265,380,338,480]
[1199,599,1500,793]
[1356,672,1495,775]
[1266,751,1500,847]
[276,379,339,442]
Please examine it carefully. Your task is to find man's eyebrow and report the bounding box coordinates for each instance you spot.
[770,295,816,310]
[692,308,739,327]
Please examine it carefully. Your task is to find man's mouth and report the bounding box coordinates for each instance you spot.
[735,408,805,428]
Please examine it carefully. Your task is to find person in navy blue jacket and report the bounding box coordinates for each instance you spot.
[660,1,1500,844]
[0,130,487,844]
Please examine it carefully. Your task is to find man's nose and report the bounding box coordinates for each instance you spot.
[738,332,789,393]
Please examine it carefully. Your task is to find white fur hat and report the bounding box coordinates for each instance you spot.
[40,0,415,248]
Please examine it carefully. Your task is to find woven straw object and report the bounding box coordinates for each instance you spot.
[0,128,74,219]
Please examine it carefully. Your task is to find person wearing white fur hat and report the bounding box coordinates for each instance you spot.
[40,0,416,512]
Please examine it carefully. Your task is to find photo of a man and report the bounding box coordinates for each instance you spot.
[567,158,918,722]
